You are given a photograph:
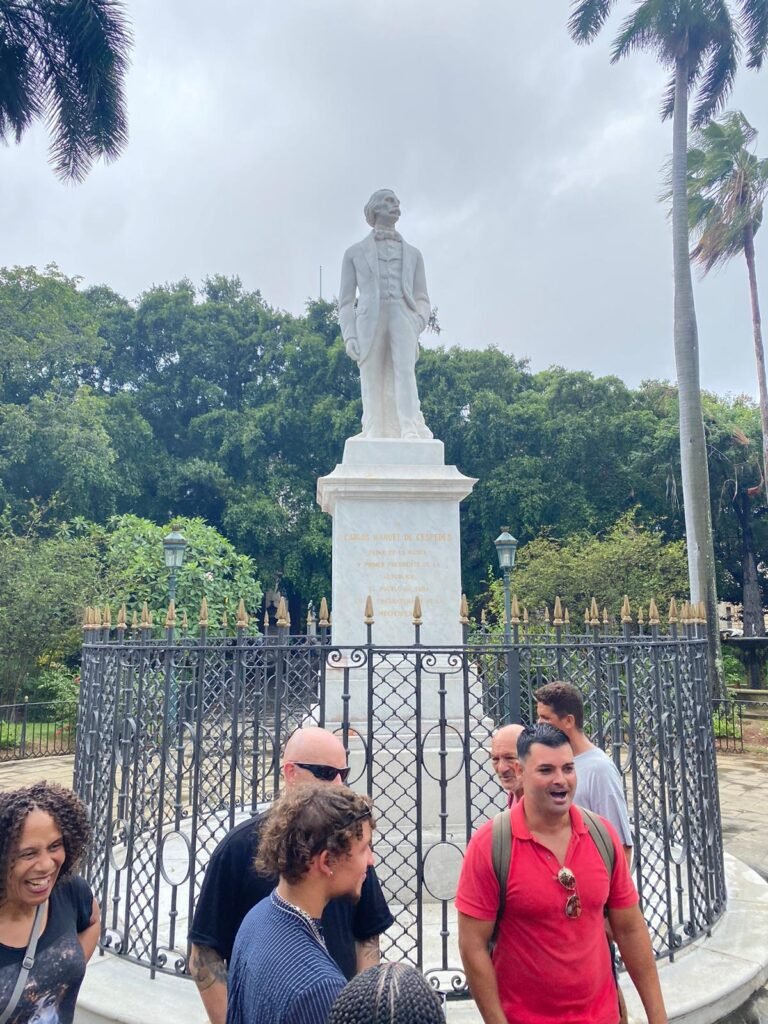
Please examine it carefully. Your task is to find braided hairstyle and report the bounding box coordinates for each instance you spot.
[0,782,90,906]
[328,963,444,1024]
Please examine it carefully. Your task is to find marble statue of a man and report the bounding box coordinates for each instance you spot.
[338,189,433,439]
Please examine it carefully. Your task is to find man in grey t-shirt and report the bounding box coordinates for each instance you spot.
[535,680,633,863]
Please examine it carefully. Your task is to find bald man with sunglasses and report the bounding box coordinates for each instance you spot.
[189,727,393,1024]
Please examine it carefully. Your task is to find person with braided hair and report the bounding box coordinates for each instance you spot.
[328,963,445,1024]
[0,783,99,1023]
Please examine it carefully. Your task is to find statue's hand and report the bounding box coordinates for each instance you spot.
[345,336,360,361]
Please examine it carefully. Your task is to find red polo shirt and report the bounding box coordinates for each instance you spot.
[455,799,637,1024]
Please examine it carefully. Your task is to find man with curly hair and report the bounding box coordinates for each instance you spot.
[0,783,99,1024]
[189,727,392,1024]
[225,784,375,1024]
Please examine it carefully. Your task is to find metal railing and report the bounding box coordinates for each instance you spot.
[0,699,78,762]
[711,698,768,752]
[76,616,726,994]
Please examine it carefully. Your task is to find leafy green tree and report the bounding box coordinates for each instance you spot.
[568,0,768,690]
[686,110,768,497]
[0,0,131,181]
[0,506,102,705]
[486,512,689,627]
[95,514,263,630]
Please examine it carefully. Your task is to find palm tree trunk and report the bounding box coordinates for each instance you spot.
[743,223,768,501]
[671,57,723,694]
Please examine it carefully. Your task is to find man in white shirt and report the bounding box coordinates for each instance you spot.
[535,680,633,864]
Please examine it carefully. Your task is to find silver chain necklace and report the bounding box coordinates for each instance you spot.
[272,890,327,949]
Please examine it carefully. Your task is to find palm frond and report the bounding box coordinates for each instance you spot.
[691,30,738,127]
[611,2,664,63]
[568,0,616,43]
[738,0,768,68]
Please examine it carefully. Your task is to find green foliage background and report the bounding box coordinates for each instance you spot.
[0,264,765,699]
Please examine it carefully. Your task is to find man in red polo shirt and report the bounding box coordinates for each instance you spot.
[456,724,667,1024]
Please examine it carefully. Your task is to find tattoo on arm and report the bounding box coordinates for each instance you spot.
[190,944,228,992]
[356,935,381,972]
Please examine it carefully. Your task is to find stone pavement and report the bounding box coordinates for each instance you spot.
[0,752,766,1023]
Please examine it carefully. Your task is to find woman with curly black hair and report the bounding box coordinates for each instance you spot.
[0,782,99,1023]
[328,963,445,1024]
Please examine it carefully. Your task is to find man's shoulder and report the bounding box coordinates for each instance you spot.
[575,746,615,772]
[212,810,269,859]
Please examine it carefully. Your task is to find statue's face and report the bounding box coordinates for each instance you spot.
[374,191,401,224]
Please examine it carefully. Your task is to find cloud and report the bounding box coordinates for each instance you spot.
[0,0,765,398]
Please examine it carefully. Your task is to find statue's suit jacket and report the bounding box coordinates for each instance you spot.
[338,232,431,365]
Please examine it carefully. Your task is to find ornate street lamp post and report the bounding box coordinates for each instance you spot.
[494,527,519,723]
[162,524,187,605]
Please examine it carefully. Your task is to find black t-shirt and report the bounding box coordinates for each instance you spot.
[188,812,393,981]
[0,875,93,1024]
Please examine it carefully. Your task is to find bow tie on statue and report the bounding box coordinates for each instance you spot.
[373,227,402,242]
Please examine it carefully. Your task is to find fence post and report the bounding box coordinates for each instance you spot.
[20,696,29,759]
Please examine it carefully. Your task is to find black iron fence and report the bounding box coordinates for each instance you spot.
[76,614,726,994]
[0,699,78,762]
[711,698,768,752]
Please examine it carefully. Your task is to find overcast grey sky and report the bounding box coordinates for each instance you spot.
[3,1,767,398]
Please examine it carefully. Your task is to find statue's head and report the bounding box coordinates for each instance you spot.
[364,189,400,227]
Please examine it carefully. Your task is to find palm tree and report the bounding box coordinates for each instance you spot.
[0,0,132,182]
[686,110,768,502]
[568,0,768,693]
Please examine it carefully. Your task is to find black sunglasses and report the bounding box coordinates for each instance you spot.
[289,761,351,783]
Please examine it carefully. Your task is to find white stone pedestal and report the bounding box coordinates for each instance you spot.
[316,437,477,649]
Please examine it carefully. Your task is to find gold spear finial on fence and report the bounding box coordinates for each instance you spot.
[584,606,590,626]
[590,598,600,626]
[181,610,188,631]
[511,594,520,625]
[165,600,176,629]
[94,606,102,627]
[199,596,209,628]
[263,609,269,630]
[648,598,660,625]
[637,606,645,626]
[564,606,570,625]
[544,604,550,626]
[523,607,529,625]
[118,604,127,629]
[131,610,138,629]
[412,596,423,625]
[621,595,632,624]
[236,599,249,629]
[698,601,707,624]
[364,595,374,625]
[276,597,288,628]
[221,609,228,629]
[140,602,152,628]
[602,606,609,625]
[459,594,470,625]
[553,597,563,626]
[319,597,330,627]
[103,605,111,628]
[668,597,679,624]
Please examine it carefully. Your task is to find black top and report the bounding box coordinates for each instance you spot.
[189,812,393,981]
[0,875,93,1024]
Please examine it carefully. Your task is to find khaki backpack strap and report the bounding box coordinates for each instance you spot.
[579,806,616,877]
[490,809,512,945]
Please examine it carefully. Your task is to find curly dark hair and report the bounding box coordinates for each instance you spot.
[0,782,90,905]
[328,963,444,1024]
[255,784,375,884]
